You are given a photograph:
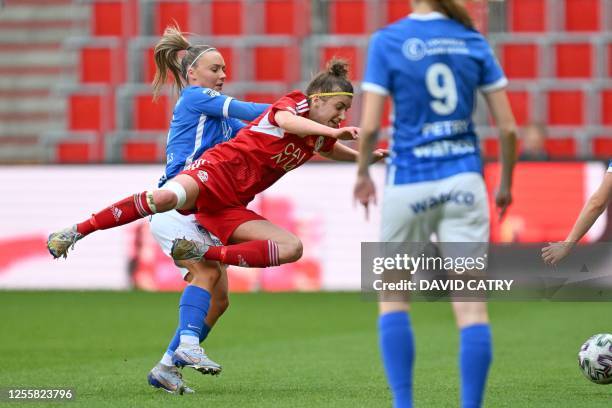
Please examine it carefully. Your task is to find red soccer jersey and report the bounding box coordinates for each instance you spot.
[187,90,337,205]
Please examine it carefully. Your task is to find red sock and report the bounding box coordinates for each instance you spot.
[205,240,280,267]
[76,192,154,236]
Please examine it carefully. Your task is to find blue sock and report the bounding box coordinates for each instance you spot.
[379,311,414,408]
[166,328,180,355]
[199,323,211,343]
[460,324,492,408]
[178,285,211,341]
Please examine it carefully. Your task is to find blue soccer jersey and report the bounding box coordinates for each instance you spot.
[608,160,612,172]
[362,12,508,185]
[159,86,268,187]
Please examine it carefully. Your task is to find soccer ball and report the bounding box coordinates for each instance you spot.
[578,333,612,384]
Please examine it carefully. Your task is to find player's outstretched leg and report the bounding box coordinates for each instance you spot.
[147,362,194,394]
[47,178,197,259]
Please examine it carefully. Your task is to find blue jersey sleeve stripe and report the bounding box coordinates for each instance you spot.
[479,77,508,93]
[222,96,233,118]
[362,82,390,96]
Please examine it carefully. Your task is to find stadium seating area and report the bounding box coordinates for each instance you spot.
[0,0,610,162]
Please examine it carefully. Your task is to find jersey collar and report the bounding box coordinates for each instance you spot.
[408,11,448,20]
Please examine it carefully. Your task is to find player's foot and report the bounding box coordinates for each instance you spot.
[172,343,222,375]
[170,238,209,264]
[47,226,83,259]
[147,363,194,395]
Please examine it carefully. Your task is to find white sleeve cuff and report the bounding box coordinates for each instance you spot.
[479,77,508,93]
[361,82,390,96]
[222,96,234,118]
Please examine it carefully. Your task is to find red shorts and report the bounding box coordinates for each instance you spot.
[195,206,266,245]
[180,161,266,245]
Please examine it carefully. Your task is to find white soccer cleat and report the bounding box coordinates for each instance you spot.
[172,343,222,375]
[170,238,209,264]
[47,226,83,259]
[147,362,194,394]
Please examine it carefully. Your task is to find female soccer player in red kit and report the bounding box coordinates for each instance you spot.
[48,59,387,376]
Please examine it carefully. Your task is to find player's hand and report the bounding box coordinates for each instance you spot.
[370,149,390,163]
[495,186,512,221]
[333,126,359,141]
[542,241,574,265]
[354,174,376,220]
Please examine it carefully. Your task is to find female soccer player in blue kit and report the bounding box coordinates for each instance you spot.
[353,1,517,407]
[146,26,268,394]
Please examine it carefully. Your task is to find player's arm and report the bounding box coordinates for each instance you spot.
[543,172,612,265]
[189,88,268,121]
[483,89,517,220]
[274,110,358,140]
[353,91,386,219]
[318,140,388,163]
[228,100,269,121]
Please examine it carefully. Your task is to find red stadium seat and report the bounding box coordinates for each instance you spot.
[122,140,160,162]
[592,137,612,158]
[506,90,530,126]
[320,45,361,80]
[500,43,538,79]
[56,140,96,163]
[385,0,411,24]
[155,1,190,35]
[555,43,592,78]
[545,138,577,158]
[68,92,114,131]
[329,0,367,34]
[263,0,309,36]
[253,45,299,82]
[565,0,600,31]
[508,0,546,32]
[134,94,170,130]
[482,138,499,160]
[212,1,244,35]
[601,89,612,125]
[79,45,125,84]
[91,0,138,37]
[547,89,584,125]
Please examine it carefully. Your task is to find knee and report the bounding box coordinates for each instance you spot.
[284,236,303,263]
[152,190,177,212]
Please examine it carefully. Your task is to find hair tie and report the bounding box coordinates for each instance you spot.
[308,92,353,99]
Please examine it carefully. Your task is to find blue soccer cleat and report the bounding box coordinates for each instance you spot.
[172,344,222,375]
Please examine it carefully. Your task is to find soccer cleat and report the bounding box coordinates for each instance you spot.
[47,226,83,259]
[170,238,209,264]
[147,363,194,395]
[172,343,222,375]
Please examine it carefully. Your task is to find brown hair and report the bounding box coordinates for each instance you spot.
[429,0,475,29]
[306,58,353,99]
[152,25,216,100]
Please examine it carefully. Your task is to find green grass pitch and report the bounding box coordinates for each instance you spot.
[0,292,610,407]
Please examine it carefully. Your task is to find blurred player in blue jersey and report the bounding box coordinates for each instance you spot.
[542,160,612,265]
[146,26,269,394]
[353,1,517,407]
